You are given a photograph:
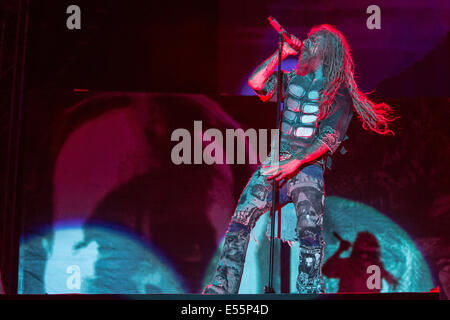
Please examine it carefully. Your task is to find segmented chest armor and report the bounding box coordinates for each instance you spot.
[281,73,324,149]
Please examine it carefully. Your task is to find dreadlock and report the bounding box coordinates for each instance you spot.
[309,24,396,135]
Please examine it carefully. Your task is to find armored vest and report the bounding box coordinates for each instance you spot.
[280,73,324,150]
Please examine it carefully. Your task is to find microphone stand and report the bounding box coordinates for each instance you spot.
[264,33,283,294]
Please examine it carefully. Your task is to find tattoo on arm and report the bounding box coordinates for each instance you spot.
[248,50,282,91]
[293,138,329,163]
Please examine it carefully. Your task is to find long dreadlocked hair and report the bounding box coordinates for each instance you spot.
[309,24,396,135]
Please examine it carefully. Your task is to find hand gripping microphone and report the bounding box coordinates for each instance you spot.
[267,16,301,51]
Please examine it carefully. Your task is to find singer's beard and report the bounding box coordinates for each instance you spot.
[296,50,311,76]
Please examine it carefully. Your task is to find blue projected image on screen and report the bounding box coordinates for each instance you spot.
[18,223,186,294]
[19,197,433,294]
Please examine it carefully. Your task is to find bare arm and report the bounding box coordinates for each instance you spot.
[248,38,301,91]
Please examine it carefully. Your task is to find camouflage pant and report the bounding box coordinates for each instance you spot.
[203,164,325,294]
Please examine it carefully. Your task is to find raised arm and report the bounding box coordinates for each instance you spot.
[322,239,351,278]
[248,38,301,91]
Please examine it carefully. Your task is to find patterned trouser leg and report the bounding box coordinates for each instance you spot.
[287,171,325,294]
[203,169,272,294]
[203,166,325,294]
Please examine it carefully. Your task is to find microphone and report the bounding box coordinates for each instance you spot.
[267,16,301,51]
[333,231,346,243]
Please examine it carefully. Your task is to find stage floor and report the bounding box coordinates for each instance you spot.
[0,292,440,300]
